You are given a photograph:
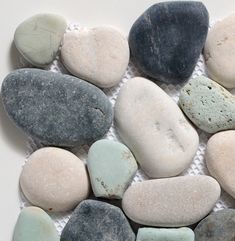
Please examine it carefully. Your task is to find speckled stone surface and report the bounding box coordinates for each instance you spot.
[129,1,209,84]
[194,209,235,241]
[1,68,113,147]
[179,76,235,133]
[60,200,135,241]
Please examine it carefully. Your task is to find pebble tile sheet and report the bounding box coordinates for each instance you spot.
[19,21,235,234]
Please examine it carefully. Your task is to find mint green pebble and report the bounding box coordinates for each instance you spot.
[13,207,59,241]
[137,228,194,241]
[14,13,67,67]
[87,139,138,199]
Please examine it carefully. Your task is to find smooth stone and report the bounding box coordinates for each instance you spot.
[137,228,194,241]
[122,176,221,227]
[87,139,137,199]
[1,68,113,147]
[204,14,235,88]
[206,131,235,198]
[14,13,67,67]
[61,26,130,88]
[13,207,59,241]
[129,1,209,84]
[61,200,135,241]
[194,209,235,241]
[20,147,89,212]
[115,77,199,178]
[179,76,235,133]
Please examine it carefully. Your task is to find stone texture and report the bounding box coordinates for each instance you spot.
[122,176,221,227]
[20,147,89,212]
[194,209,235,241]
[129,1,209,84]
[115,77,198,178]
[60,200,135,241]
[179,76,235,133]
[1,68,113,147]
[87,139,137,199]
[14,13,67,67]
[61,26,130,88]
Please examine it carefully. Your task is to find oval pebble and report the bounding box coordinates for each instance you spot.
[122,176,221,227]
[179,76,235,133]
[61,26,129,88]
[115,77,199,178]
[1,68,113,147]
[20,147,89,212]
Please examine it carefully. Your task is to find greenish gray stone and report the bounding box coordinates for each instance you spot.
[13,207,59,241]
[137,228,194,241]
[14,13,67,67]
[87,140,137,199]
[179,76,235,133]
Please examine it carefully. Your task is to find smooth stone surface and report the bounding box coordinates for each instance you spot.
[61,200,135,241]
[61,26,129,88]
[14,14,67,67]
[137,228,194,241]
[115,77,199,178]
[179,76,235,133]
[122,176,221,227]
[206,131,235,198]
[129,1,209,84]
[1,68,113,147]
[204,14,235,88]
[13,207,59,241]
[87,139,137,199]
[194,209,235,241]
[20,147,89,212]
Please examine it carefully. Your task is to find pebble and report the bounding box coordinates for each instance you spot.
[87,139,137,199]
[20,147,89,212]
[61,26,129,88]
[194,209,235,241]
[13,207,59,241]
[206,131,235,199]
[137,228,194,241]
[179,76,235,133]
[204,14,235,88]
[1,68,113,147]
[115,77,199,178]
[129,1,209,84]
[14,13,67,67]
[122,176,220,227]
[61,200,135,241]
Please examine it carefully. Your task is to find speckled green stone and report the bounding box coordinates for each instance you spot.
[137,228,194,241]
[87,139,138,199]
[179,76,235,133]
[13,207,59,241]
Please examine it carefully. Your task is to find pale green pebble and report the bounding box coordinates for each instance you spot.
[179,76,235,133]
[137,227,194,241]
[14,13,67,67]
[87,139,138,199]
[13,207,59,241]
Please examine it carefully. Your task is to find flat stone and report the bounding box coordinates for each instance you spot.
[60,200,135,241]
[206,131,235,199]
[179,76,235,133]
[87,139,137,199]
[13,207,59,241]
[137,228,194,241]
[61,26,129,88]
[194,209,235,241]
[204,14,235,88]
[129,1,209,84]
[1,68,113,147]
[14,13,67,67]
[115,77,198,178]
[122,176,220,227]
